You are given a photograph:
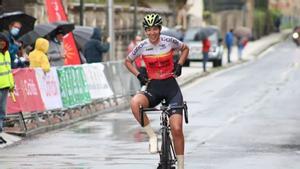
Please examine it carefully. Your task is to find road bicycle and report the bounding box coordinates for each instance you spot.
[139,100,188,169]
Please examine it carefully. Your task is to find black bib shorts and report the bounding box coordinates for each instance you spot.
[143,77,183,115]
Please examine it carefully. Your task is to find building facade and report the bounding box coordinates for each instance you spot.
[0,0,175,61]
[269,0,300,26]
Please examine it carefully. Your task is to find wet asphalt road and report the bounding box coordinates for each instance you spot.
[1,40,300,169]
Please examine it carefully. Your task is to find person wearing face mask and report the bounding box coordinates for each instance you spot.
[47,28,65,67]
[0,32,14,141]
[5,21,25,69]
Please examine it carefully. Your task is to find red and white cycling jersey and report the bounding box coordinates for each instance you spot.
[127,35,183,80]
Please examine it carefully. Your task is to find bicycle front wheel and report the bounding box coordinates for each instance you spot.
[160,127,173,169]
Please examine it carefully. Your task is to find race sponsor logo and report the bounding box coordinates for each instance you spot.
[161,36,179,46]
[132,41,147,56]
[146,47,154,51]
[159,44,166,50]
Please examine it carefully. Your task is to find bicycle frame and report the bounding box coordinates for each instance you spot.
[139,101,188,169]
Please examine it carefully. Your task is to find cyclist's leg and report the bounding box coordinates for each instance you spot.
[169,115,184,154]
[130,93,158,153]
[169,114,184,169]
[167,85,185,169]
[130,93,150,125]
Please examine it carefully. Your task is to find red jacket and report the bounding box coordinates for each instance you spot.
[202,38,211,53]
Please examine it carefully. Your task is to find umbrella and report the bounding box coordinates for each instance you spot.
[73,26,94,50]
[51,21,75,35]
[234,26,252,37]
[194,26,218,41]
[35,23,57,37]
[161,29,184,40]
[18,23,57,46]
[18,31,39,46]
[0,11,36,36]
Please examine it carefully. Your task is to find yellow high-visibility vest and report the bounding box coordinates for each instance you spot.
[0,51,14,89]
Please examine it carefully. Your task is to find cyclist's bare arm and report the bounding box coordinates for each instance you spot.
[124,58,140,76]
[177,44,189,65]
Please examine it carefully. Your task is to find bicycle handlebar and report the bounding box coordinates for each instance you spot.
[141,105,185,112]
[139,101,188,127]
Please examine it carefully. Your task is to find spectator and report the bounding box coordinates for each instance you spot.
[28,38,50,73]
[20,42,34,67]
[18,41,31,67]
[202,37,211,72]
[83,28,109,63]
[0,32,14,138]
[127,35,147,86]
[237,36,248,60]
[5,21,26,68]
[225,29,234,63]
[274,16,281,32]
[127,35,143,68]
[48,28,65,67]
[127,35,142,54]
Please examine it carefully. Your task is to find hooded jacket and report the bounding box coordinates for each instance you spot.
[83,28,109,63]
[0,33,14,90]
[28,38,50,73]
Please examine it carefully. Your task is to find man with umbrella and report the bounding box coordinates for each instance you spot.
[46,21,75,66]
[237,36,248,60]
[83,27,110,63]
[6,21,26,68]
[48,28,66,67]
[234,27,251,60]
[0,11,36,68]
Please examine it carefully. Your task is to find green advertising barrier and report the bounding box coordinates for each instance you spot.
[57,66,91,108]
[76,66,91,104]
[67,66,76,106]
[57,67,70,107]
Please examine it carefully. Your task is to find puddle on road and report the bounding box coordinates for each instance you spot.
[0,110,161,169]
[68,111,148,143]
[27,153,77,157]
[279,144,300,151]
